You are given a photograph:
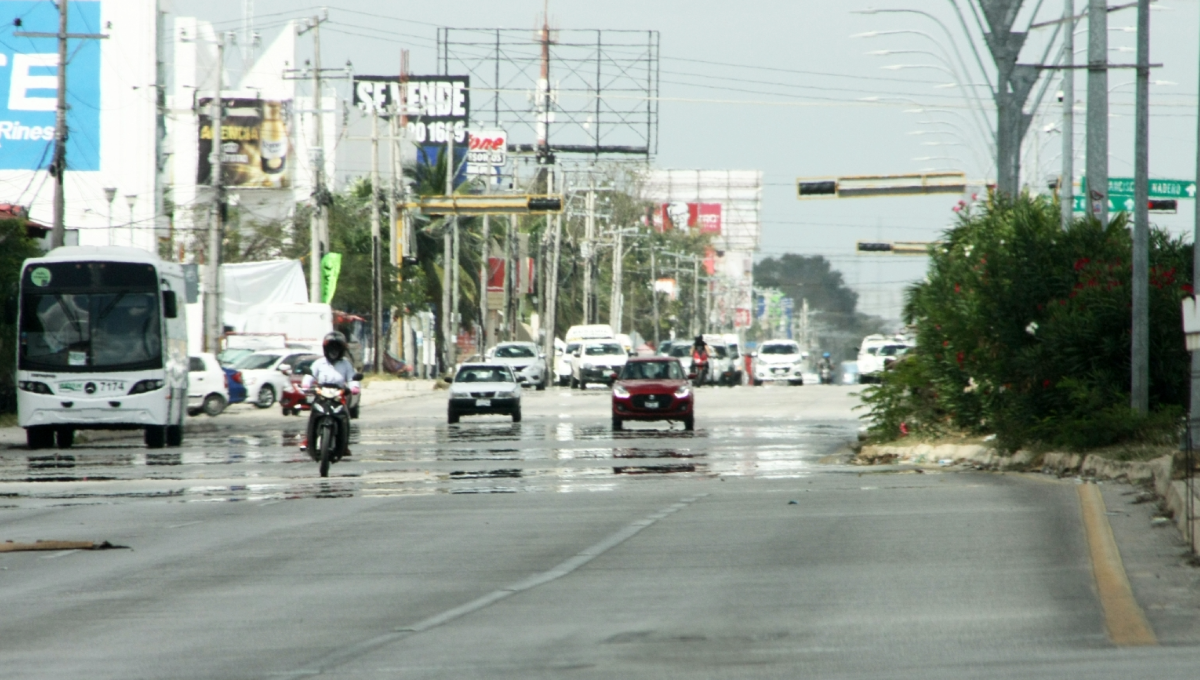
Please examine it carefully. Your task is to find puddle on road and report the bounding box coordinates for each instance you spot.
[0,420,854,505]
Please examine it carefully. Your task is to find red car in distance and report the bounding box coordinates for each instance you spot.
[611,357,694,431]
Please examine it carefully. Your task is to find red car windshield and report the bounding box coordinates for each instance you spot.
[620,361,684,381]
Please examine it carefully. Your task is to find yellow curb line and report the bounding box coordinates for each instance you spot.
[1077,483,1157,646]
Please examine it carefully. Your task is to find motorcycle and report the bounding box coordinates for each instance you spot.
[307,384,350,477]
[819,365,834,385]
[690,358,710,387]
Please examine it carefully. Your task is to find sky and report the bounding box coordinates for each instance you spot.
[173,0,1200,322]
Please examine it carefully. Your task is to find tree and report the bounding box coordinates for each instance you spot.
[0,218,49,412]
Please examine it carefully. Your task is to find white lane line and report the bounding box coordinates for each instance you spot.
[270,493,709,680]
[39,550,79,560]
[167,521,203,528]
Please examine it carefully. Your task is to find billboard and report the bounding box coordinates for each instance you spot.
[354,75,469,188]
[197,98,293,189]
[468,129,506,176]
[0,1,159,252]
[0,1,100,171]
[654,202,721,234]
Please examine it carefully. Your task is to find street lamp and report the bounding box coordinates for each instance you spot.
[103,187,117,246]
[124,194,137,249]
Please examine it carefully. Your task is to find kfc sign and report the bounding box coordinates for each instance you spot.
[654,202,722,234]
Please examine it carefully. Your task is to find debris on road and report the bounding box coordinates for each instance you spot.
[0,540,127,552]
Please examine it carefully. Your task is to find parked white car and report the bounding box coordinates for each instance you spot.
[188,353,229,416]
[556,341,582,386]
[486,341,548,390]
[753,340,806,386]
[570,340,629,388]
[857,334,909,383]
[231,351,319,409]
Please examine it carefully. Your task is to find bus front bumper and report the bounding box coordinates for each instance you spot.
[18,390,171,429]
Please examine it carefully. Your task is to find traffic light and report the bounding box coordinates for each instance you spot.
[797,180,837,197]
[857,242,894,252]
[1148,199,1177,214]
[527,197,563,212]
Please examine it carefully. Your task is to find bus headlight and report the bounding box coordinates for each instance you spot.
[128,379,165,395]
[18,381,53,394]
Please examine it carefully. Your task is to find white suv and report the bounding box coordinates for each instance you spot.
[753,340,805,386]
[571,340,629,388]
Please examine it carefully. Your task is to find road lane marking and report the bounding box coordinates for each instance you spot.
[1077,483,1157,646]
[39,550,79,560]
[269,494,709,679]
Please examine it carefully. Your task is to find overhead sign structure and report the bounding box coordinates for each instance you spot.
[798,172,967,199]
[407,194,563,215]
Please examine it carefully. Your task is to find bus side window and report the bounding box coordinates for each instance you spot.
[162,290,178,319]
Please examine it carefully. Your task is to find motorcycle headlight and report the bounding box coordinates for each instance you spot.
[317,386,341,399]
[613,384,630,397]
[674,386,691,398]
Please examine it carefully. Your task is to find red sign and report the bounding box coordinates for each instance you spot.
[487,257,505,293]
[655,202,721,234]
[734,308,751,329]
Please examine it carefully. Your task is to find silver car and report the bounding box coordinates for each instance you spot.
[486,341,548,390]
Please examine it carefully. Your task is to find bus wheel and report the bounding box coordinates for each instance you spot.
[166,424,183,447]
[26,427,53,450]
[55,428,74,449]
[145,426,166,449]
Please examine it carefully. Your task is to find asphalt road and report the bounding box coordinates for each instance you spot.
[2,383,1199,679]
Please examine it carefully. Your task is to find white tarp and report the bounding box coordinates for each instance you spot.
[221,260,309,332]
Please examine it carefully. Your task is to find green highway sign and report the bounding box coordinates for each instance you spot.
[1081,177,1197,200]
[1072,194,1180,214]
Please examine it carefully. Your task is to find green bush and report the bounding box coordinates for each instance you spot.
[860,194,1190,451]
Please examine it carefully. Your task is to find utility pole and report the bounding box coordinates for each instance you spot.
[15,1,107,248]
[1086,0,1109,223]
[543,170,563,362]
[583,184,595,323]
[651,249,660,347]
[979,0,1038,195]
[298,14,329,304]
[442,131,456,372]
[1130,0,1150,412]
[609,228,624,334]
[480,212,491,352]
[692,258,700,338]
[205,35,227,354]
[505,215,517,341]
[1192,1,1200,438]
[369,108,383,374]
[1060,0,1075,226]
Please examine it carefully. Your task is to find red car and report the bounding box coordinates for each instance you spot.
[611,357,694,431]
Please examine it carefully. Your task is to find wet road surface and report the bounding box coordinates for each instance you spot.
[2,384,1199,679]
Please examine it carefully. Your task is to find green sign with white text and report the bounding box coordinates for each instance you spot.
[1081,177,1197,200]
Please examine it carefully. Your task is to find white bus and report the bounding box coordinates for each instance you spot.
[16,247,189,449]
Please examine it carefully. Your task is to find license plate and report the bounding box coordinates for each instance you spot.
[475,399,491,407]
[644,401,660,409]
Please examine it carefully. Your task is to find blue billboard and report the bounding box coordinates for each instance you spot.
[0,1,101,171]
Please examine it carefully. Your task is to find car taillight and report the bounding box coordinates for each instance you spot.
[232,371,243,384]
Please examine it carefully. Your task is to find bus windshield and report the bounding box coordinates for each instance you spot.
[19,262,163,372]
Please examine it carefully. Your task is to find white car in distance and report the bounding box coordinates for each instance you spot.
[447,363,522,423]
[571,340,629,388]
[486,341,547,390]
[753,340,806,386]
[187,353,228,416]
[231,351,318,409]
[555,341,581,386]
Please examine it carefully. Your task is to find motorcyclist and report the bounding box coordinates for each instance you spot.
[302,332,360,458]
[818,352,834,383]
[691,335,710,383]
